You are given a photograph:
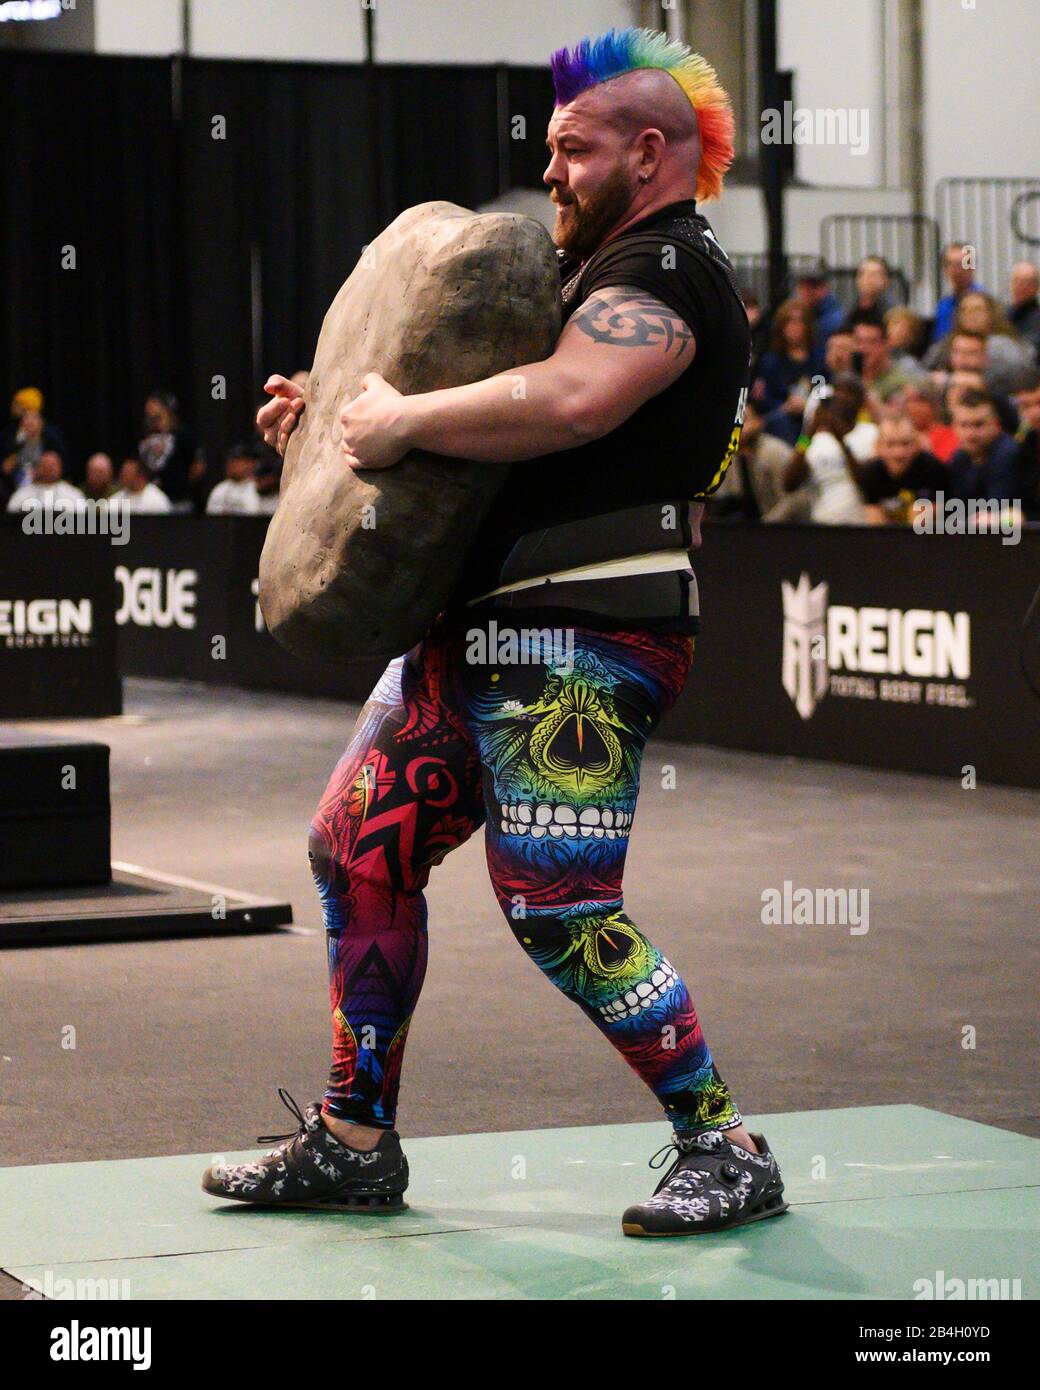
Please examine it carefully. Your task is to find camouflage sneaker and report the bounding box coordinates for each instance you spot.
[202,1089,408,1212]
[622,1128,787,1236]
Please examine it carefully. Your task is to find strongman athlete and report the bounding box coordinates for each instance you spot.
[204,27,788,1236]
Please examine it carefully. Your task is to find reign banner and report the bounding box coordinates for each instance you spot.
[659,524,1040,789]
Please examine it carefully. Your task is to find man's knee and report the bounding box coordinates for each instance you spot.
[308,817,335,890]
[308,811,397,901]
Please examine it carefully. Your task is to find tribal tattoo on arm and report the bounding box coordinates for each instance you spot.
[567,286,695,359]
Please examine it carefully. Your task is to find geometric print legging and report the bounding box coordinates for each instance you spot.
[308,612,742,1137]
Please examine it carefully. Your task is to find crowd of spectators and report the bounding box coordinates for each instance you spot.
[713,248,1040,527]
[6,250,1040,534]
[0,377,304,519]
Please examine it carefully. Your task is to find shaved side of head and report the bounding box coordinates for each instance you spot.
[569,68,700,164]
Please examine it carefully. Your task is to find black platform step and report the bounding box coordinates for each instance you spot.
[0,862,293,945]
[0,732,111,889]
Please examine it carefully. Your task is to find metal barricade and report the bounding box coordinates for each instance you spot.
[935,177,1040,297]
[820,213,941,312]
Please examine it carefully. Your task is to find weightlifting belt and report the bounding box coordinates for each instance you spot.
[465,500,700,622]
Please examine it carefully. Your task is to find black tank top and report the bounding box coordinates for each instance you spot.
[450,199,751,633]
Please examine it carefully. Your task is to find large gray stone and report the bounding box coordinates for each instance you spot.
[258,201,561,663]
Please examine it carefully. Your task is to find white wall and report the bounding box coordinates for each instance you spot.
[92,0,634,64]
[922,0,1040,196]
[376,0,634,65]
[95,0,180,54]
[189,0,365,63]
[777,0,885,189]
[921,0,1040,293]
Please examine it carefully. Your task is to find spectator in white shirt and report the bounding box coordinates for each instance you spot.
[206,442,260,515]
[83,452,118,503]
[805,375,879,463]
[833,376,880,462]
[112,457,172,513]
[782,399,865,525]
[6,451,84,512]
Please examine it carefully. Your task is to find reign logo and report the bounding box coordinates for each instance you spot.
[782,574,829,720]
[781,573,972,720]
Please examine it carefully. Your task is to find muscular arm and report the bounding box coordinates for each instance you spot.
[339,287,696,469]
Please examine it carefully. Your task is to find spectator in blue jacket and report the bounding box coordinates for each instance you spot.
[752,298,827,432]
[948,388,1021,504]
[933,242,984,343]
[1014,367,1040,520]
[795,270,845,348]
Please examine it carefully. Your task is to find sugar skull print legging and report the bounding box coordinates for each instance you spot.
[308,613,742,1137]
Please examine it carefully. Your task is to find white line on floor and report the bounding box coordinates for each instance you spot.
[111,861,271,907]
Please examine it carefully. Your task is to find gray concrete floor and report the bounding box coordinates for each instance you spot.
[1,677,1038,1169]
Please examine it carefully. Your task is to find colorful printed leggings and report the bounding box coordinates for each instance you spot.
[308,615,741,1136]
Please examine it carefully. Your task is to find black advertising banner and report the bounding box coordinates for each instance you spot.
[115,516,231,684]
[116,517,384,701]
[0,519,120,718]
[8,514,1040,788]
[660,524,1040,788]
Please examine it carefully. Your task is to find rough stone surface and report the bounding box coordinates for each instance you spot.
[259,201,561,663]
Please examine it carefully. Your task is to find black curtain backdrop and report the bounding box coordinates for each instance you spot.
[177,58,383,476]
[0,52,181,472]
[507,66,556,189]
[374,64,500,219]
[0,53,554,487]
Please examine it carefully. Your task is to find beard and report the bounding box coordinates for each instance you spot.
[552,165,637,261]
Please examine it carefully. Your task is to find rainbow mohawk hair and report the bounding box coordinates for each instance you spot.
[550,27,734,202]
